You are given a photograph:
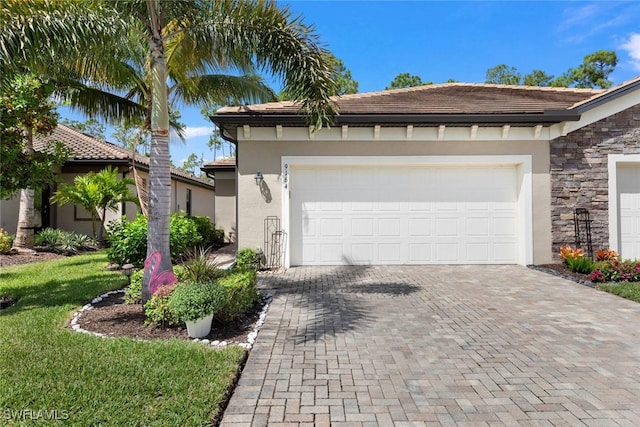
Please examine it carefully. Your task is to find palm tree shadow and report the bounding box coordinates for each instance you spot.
[258,264,420,345]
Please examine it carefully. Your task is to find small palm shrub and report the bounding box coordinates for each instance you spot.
[0,228,13,254]
[182,247,227,283]
[34,228,95,255]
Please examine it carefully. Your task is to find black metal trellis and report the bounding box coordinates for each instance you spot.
[574,208,593,259]
[264,216,283,269]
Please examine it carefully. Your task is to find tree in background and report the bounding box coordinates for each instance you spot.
[566,50,618,89]
[486,50,618,89]
[386,72,431,90]
[0,74,69,251]
[523,70,555,87]
[51,166,137,240]
[485,64,522,85]
[177,153,204,176]
[61,118,106,139]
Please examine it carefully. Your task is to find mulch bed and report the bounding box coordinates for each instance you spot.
[0,251,67,267]
[76,292,264,343]
[531,263,595,287]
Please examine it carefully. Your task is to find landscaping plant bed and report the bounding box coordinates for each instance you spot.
[0,251,66,267]
[76,291,265,344]
[531,263,595,287]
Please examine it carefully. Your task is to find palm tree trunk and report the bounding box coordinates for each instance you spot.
[13,128,36,251]
[142,0,172,304]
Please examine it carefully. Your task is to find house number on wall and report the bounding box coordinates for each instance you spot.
[283,163,289,189]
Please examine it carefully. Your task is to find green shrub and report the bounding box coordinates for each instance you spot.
[237,248,261,271]
[167,281,228,322]
[190,216,225,248]
[217,270,258,322]
[169,213,202,262]
[566,256,595,274]
[106,216,147,266]
[124,270,144,304]
[34,228,94,255]
[0,228,13,254]
[143,285,179,327]
[107,214,204,266]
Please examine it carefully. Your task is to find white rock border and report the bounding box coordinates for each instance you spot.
[69,289,272,350]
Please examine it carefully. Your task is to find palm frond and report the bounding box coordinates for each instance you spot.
[190,0,338,129]
[171,74,276,106]
[55,84,147,126]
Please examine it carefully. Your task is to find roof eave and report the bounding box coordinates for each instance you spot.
[572,79,640,113]
[211,110,581,128]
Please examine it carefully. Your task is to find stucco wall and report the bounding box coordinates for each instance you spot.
[214,177,236,242]
[237,131,552,264]
[550,104,640,258]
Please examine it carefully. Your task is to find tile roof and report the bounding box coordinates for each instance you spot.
[35,124,214,188]
[217,83,603,116]
[202,156,236,168]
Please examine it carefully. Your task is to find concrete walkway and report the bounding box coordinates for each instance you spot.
[220,265,640,426]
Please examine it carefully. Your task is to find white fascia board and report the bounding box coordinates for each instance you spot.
[242,125,550,143]
[550,89,640,139]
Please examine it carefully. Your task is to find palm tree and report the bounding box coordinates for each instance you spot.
[51,166,138,240]
[1,0,338,303]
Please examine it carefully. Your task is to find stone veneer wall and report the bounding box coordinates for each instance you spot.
[550,104,640,260]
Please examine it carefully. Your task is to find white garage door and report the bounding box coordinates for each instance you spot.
[618,165,640,260]
[289,164,521,265]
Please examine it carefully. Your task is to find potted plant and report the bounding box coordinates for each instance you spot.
[167,281,227,338]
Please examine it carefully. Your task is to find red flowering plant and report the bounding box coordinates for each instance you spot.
[590,258,640,283]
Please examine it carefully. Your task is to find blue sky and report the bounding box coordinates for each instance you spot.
[60,1,640,169]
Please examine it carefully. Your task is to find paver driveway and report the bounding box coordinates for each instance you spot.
[220,265,640,426]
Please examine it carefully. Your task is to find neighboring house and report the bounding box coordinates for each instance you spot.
[0,124,216,237]
[210,78,640,267]
[201,156,237,242]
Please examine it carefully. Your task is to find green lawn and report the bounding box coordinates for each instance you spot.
[597,282,640,303]
[0,252,245,426]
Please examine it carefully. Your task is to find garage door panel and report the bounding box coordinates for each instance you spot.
[494,243,519,262]
[290,164,520,265]
[408,217,432,236]
[494,217,517,235]
[465,218,490,236]
[351,218,374,236]
[319,244,344,263]
[466,243,490,262]
[379,244,401,262]
[319,218,343,236]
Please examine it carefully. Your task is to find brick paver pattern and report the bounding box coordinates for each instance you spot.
[220,265,640,426]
